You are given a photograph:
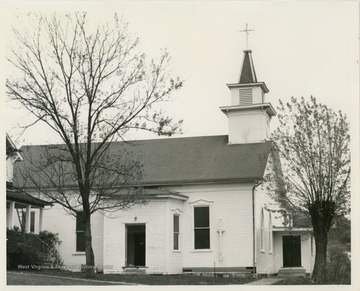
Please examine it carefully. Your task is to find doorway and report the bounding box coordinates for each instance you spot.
[282,235,301,267]
[126,224,146,267]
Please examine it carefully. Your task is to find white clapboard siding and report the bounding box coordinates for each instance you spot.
[102,183,255,274]
[273,232,313,273]
[253,153,277,274]
[253,185,275,274]
[6,157,14,182]
[168,183,254,270]
[43,204,104,271]
[103,200,167,274]
[165,199,184,274]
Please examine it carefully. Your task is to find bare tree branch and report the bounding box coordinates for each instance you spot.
[8,12,183,274]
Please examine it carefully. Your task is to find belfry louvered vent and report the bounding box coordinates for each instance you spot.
[239,88,253,105]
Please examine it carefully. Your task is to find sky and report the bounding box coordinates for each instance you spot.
[1,1,359,146]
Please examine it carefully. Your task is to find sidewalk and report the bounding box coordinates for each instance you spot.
[245,278,283,285]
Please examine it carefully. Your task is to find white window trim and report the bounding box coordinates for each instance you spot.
[171,208,182,252]
[190,199,213,251]
[74,212,86,254]
[171,208,182,215]
[173,214,180,251]
[260,207,265,253]
[268,211,273,254]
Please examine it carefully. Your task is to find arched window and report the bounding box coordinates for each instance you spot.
[260,208,265,252]
[269,212,273,253]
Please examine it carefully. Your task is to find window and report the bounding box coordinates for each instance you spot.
[173,215,180,250]
[30,211,35,233]
[194,206,210,249]
[310,236,314,256]
[260,208,264,251]
[76,212,85,252]
[268,212,273,253]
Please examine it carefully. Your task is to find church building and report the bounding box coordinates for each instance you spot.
[13,48,315,276]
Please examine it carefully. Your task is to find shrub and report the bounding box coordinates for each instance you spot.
[7,229,63,270]
[38,231,63,266]
[326,244,351,284]
[7,229,44,269]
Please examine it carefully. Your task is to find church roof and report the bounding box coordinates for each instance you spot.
[16,135,273,188]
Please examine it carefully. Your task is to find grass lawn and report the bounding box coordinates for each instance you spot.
[7,270,256,285]
[273,276,314,285]
[7,271,116,285]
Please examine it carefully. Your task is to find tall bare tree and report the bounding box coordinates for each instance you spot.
[7,12,183,275]
[267,96,350,283]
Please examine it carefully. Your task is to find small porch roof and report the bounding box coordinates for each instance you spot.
[110,187,189,201]
[144,188,189,201]
[6,188,52,208]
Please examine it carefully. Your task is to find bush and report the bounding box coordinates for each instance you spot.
[38,231,63,266]
[7,229,63,270]
[326,244,351,284]
[7,229,44,269]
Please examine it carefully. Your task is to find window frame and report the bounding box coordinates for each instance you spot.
[260,208,265,252]
[268,211,273,254]
[194,206,210,250]
[173,214,180,251]
[30,211,36,233]
[75,211,86,253]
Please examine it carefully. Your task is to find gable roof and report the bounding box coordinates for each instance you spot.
[17,135,272,188]
[6,134,21,157]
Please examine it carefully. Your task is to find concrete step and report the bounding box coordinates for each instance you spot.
[122,267,146,275]
[278,268,306,277]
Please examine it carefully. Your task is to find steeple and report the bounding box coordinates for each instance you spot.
[220,50,276,144]
[239,49,257,84]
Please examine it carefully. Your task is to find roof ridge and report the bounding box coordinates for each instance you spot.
[20,134,230,148]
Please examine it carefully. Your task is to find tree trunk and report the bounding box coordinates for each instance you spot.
[312,226,328,284]
[84,213,95,278]
[309,200,335,284]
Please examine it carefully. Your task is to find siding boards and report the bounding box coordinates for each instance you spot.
[103,184,255,274]
[171,184,254,270]
[166,199,184,274]
[40,181,303,275]
[254,185,276,274]
[42,204,104,271]
[103,200,167,274]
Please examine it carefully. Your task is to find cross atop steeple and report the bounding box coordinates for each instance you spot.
[239,24,255,49]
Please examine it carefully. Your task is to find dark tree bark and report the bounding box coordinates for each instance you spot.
[83,211,95,277]
[309,201,335,283]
